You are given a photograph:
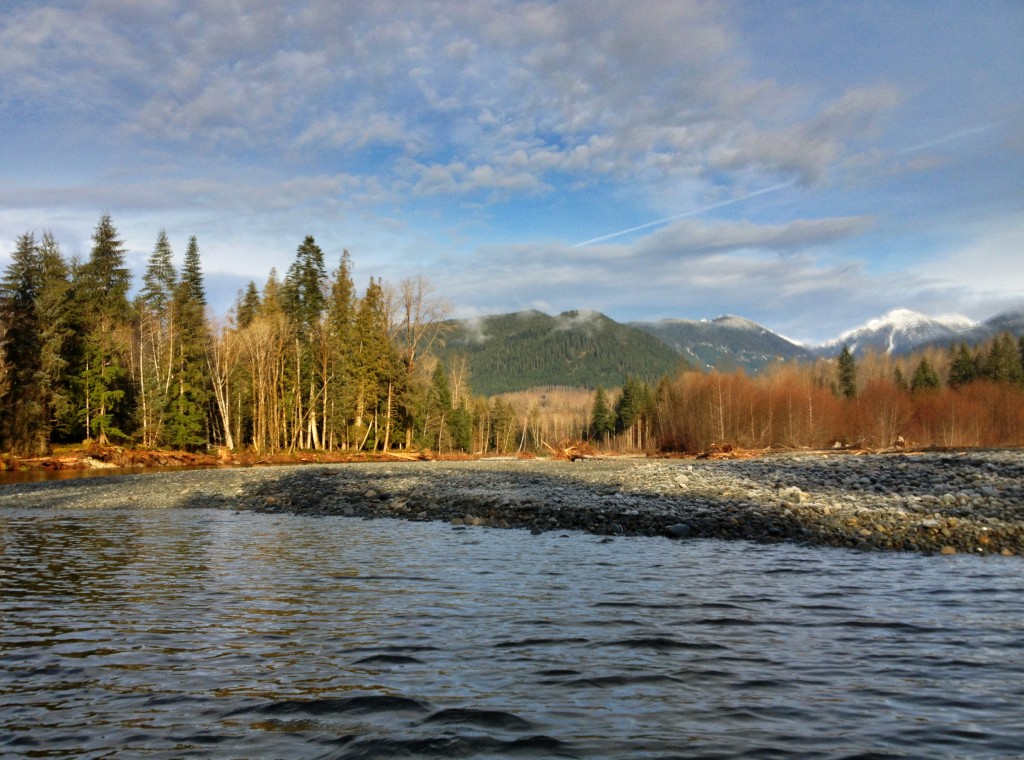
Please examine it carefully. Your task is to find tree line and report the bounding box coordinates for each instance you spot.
[0,215,504,457]
[3,215,1023,458]
[627,335,1024,453]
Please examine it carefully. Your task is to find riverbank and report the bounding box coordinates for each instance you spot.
[2,450,1021,555]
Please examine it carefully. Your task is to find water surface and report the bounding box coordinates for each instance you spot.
[2,507,1022,758]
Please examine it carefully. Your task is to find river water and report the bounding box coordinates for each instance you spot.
[2,507,1022,759]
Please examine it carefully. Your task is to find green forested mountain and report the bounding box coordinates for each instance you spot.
[437,310,688,395]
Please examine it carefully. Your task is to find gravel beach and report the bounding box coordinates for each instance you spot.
[3,450,1022,555]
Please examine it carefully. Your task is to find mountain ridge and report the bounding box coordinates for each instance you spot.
[438,306,1024,395]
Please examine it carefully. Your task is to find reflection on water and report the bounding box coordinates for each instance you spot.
[0,464,219,485]
[2,508,1022,758]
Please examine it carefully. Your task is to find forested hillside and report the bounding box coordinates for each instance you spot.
[437,310,688,396]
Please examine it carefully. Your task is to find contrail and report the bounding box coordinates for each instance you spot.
[895,122,997,156]
[573,181,795,247]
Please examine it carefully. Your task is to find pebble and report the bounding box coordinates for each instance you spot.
[3,450,1023,556]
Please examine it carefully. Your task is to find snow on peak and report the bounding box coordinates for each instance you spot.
[712,314,761,330]
[823,308,979,355]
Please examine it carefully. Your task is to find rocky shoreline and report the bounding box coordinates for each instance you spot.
[2,450,1022,555]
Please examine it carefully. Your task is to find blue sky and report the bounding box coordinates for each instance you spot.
[1,0,1022,344]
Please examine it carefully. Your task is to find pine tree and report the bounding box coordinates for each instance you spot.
[140,230,176,314]
[0,233,48,454]
[235,281,261,329]
[448,401,473,452]
[76,214,132,444]
[136,230,178,446]
[590,385,615,441]
[164,236,210,449]
[283,235,327,338]
[326,251,356,447]
[948,342,978,388]
[424,360,453,451]
[352,278,399,449]
[910,357,941,393]
[837,345,857,398]
[983,333,1024,384]
[893,366,908,392]
[282,236,328,450]
[36,233,72,440]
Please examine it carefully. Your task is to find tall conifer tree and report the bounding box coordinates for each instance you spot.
[837,345,857,398]
[165,235,210,448]
[0,233,48,454]
[76,214,132,443]
[136,230,177,445]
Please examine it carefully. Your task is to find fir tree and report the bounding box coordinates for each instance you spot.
[327,251,357,446]
[136,230,178,445]
[837,345,857,398]
[590,385,615,441]
[76,214,132,443]
[910,357,941,393]
[283,235,327,337]
[893,366,908,392]
[36,233,72,440]
[983,333,1024,385]
[0,233,48,454]
[352,278,399,448]
[140,229,176,314]
[947,342,978,388]
[448,401,472,452]
[424,360,453,451]
[235,281,261,329]
[165,236,210,449]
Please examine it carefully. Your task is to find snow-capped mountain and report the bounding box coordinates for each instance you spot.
[950,308,1024,348]
[631,314,812,372]
[816,308,977,357]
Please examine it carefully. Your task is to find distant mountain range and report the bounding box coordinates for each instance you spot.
[438,306,1024,395]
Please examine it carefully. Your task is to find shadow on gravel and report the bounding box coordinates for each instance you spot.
[169,453,1024,555]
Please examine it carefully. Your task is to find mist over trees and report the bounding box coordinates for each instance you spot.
[2,215,1024,458]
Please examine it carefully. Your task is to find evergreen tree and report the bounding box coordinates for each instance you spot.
[947,342,978,388]
[423,360,453,451]
[282,236,328,450]
[590,385,615,441]
[235,281,261,329]
[0,233,48,454]
[352,278,399,448]
[490,397,517,453]
[261,268,284,316]
[165,236,210,449]
[140,229,176,314]
[910,357,941,393]
[615,377,655,448]
[326,251,356,447]
[36,232,72,440]
[76,214,132,443]
[448,401,473,452]
[893,366,908,392]
[837,345,857,398]
[983,333,1024,384]
[283,235,327,338]
[136,230,178,446]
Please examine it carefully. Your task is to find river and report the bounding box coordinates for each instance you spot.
[2,507,1022,758]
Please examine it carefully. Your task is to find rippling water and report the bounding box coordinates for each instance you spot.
[2,507,1022,758]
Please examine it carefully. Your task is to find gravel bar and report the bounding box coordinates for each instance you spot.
[3,451,1023,555]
